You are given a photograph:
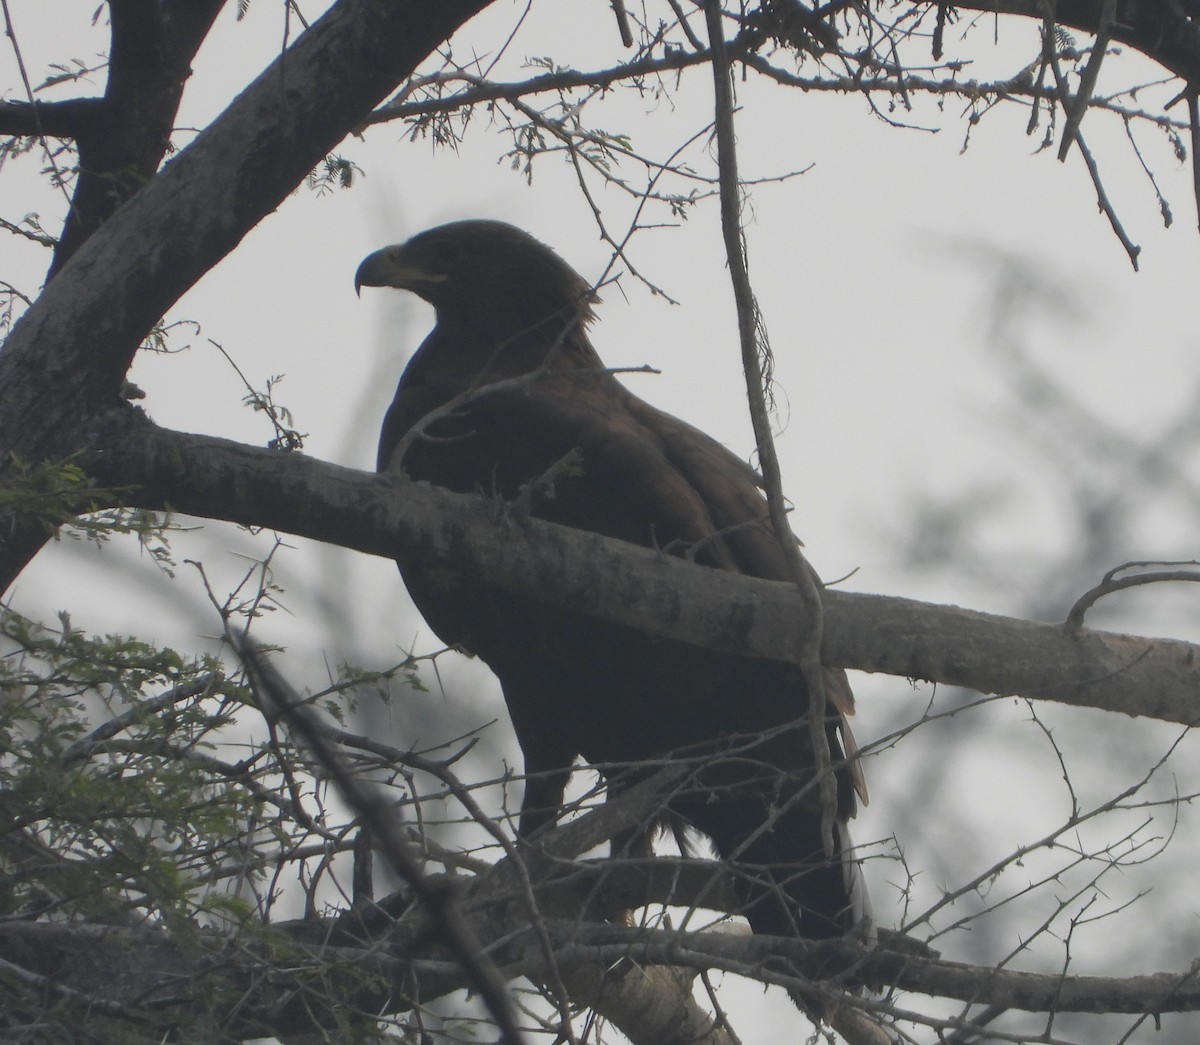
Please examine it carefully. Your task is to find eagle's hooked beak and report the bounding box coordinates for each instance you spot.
[353,250,388,297]
[355,247,447,298]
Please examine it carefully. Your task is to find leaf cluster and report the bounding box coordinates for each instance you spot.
[0,611,251,920]
[0,609,312,1040]
[0,456,181,573]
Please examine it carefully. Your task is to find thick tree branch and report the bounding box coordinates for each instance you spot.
[522,922,1200,1018]
[48,0,227,276]
[5,899,1198,1039]
[89,411,1200,727]
[0,97,103,138]
[951,1,1200,83]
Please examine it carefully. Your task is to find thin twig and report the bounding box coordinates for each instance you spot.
[939,1004,1009,1045]
[1057,0,1117,161]
[0,0,73,214]
[317,721,582,1041]
[1065,559,1200,629]
[1048,47,1141,269]
[703,12,890,1043]
[59,675,218,762]
[610,0,633,47]
[234,637,532,1045]
[701,0,835,852]
[1189,91,1200,233]
[1122,115,1173,228]
[668,0,706,50]
[376,57,1186,136]
[0,955,147,1022]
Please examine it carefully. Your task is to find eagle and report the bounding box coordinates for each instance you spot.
[356,220,870,940]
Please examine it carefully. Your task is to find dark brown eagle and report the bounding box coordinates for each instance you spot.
[356,220,870,940]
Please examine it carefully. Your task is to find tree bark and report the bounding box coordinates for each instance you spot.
[86,410,1200,727]
[915,2,1200,83]
[47,0,228,277]
[5,899,1198,1039]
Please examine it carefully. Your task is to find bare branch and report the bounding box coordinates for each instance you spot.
[0,96,102,138]
[237,637,531,1045]
[7,870,1200,1036]
[1190,90,1200,232]
[1066,560,1200,629]
[1057,1,1118,161]
[88,411,1200,727]
[702,9,840,968]
[949,0,1200,84]
[1048,40,1141,269]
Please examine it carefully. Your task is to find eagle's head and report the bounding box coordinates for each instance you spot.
[355,220,597,340]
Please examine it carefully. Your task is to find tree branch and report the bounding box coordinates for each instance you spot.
[5,899,1199,1040]
[0,96,103,138]
[48,0,226,275]
[950,1,1200,84]
[530,922,1200,1017]
[87,410,1200,727]
[240,637,531,1045]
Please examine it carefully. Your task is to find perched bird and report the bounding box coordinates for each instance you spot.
[356,220,870,940]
